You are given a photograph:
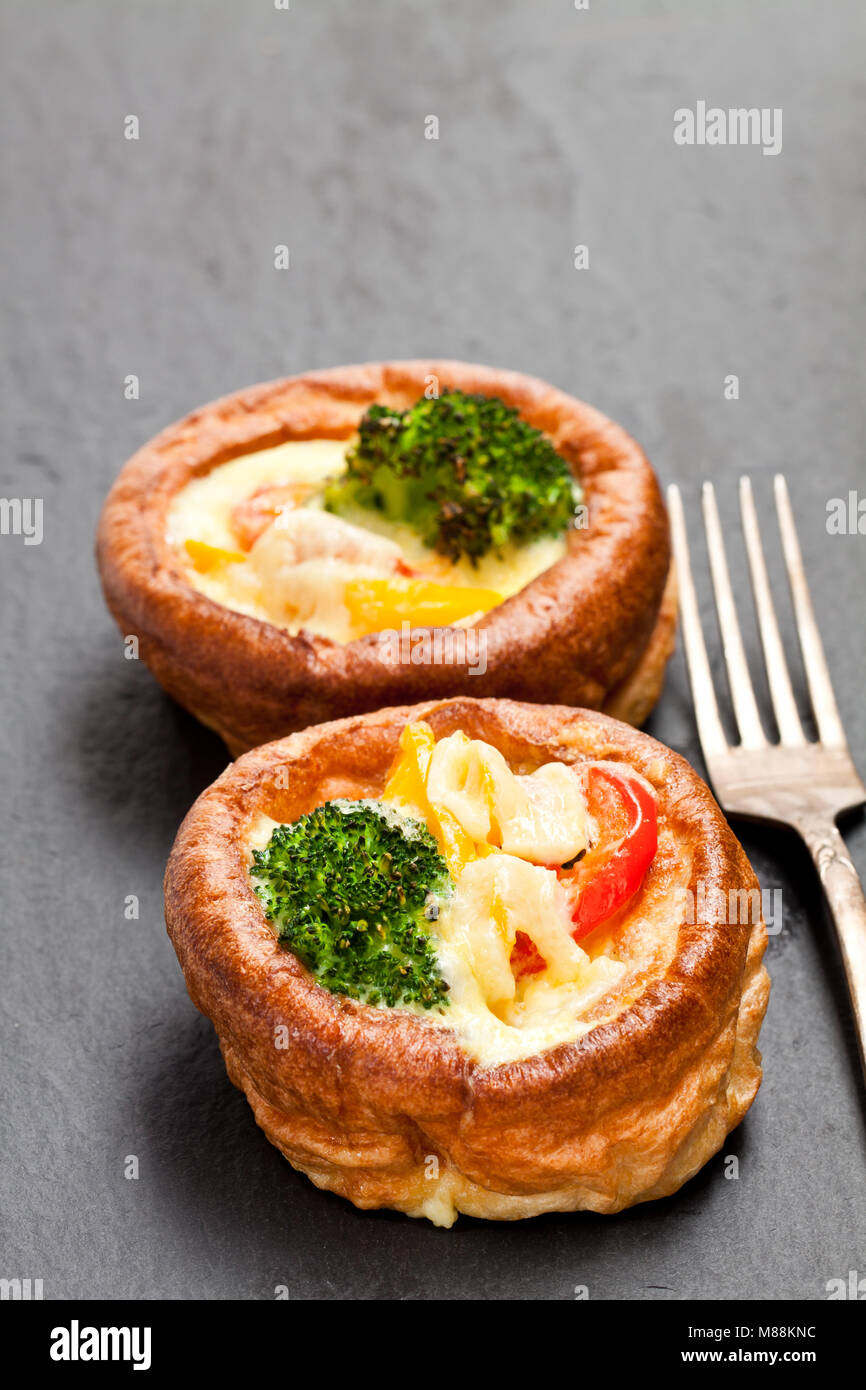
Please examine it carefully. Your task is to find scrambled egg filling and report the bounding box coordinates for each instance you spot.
[245,723,634,1066]
[166,440,566,642]
[380,724,626,1064]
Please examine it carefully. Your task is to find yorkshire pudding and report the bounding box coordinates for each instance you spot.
[164,697,769,1225]
[97,362,675,755]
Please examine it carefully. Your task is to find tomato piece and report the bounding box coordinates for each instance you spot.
[562,766,658,941]
[510,930,546,979]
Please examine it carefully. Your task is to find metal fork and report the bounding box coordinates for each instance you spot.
[668,475,866,1084]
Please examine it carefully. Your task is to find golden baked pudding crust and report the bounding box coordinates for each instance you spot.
[164,697,769,1224]
[97,362,674,754]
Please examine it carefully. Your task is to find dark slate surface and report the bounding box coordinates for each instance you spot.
[1,0,864,1300]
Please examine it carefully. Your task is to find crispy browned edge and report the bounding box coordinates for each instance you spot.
[96,361,674,753]
[164,697,769,1222]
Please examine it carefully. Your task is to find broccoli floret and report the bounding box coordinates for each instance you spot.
[249,799,451,1010]
[324,389,581,564]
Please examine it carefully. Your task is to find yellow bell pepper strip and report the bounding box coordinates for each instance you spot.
[383,720,436,810]
[344,577,502,638]
[383,721,487,879]
[184,538,246,574]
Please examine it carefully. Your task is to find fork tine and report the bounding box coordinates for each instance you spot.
[701,482,767,748]
[667,484,729,758]
[774,474,847,748]
[739,476,806,746]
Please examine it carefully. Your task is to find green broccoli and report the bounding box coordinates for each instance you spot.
[324,389,581,564]
[249,799,451,1010]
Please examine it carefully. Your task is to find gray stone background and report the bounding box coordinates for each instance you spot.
[1,0,864,1300]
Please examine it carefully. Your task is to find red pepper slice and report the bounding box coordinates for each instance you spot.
[564,765,658,940]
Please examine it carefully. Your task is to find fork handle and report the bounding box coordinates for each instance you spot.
[798,816,866,1084]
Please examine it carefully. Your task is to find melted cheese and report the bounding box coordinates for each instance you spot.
[426,930,626,1065]
[411,846,625,1065]
[168,440,347,552]
[166,439,566,641]
[425,731,588,864]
